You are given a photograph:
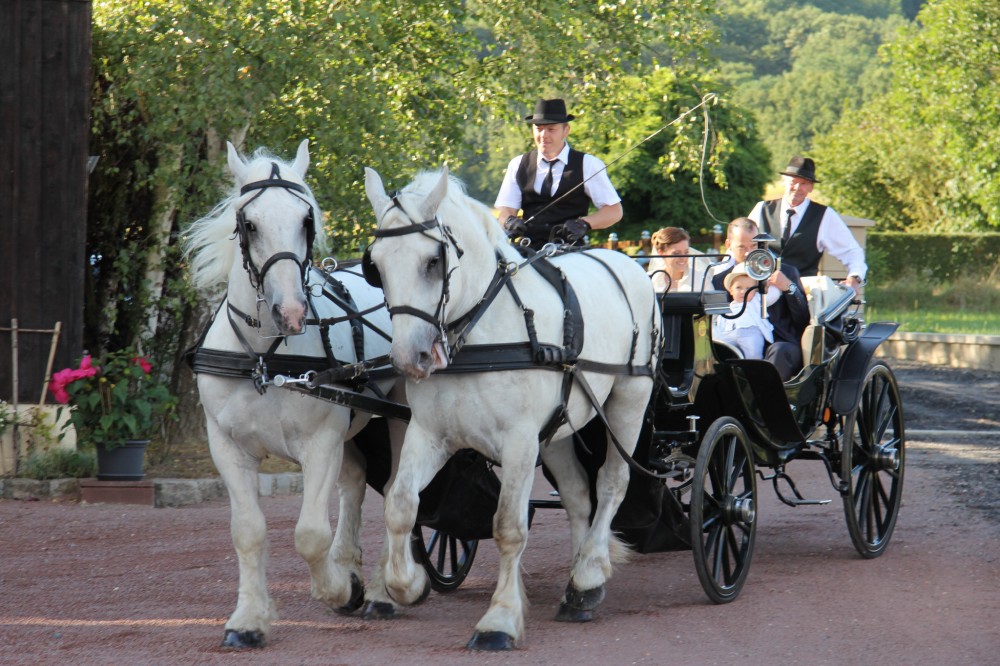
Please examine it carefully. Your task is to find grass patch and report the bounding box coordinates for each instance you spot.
[865,270,1000,335]
[19,448,96,480]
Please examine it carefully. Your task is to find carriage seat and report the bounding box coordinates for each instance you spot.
[798,277,855,368]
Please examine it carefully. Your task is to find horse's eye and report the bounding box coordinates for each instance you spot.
[245,222,257,233]
[426,256,440,274]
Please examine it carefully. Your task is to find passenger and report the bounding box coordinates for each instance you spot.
[495,98,622,250]
[647,227,711,293]
[712,217,810,381]
[712,263,774,360]
[747,156,867,295]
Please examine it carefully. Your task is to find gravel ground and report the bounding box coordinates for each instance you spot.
[1,358,997,664]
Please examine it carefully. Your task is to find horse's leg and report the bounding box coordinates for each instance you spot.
[294,418,361,612]
[328,438,367,614]
[539,436,592,561]
[561,382,649,621]
[209,421,274,649]
[467,433,539,651]
[378,422,447,608]
[362,413,408,619]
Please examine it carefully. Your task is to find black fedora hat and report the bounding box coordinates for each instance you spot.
[524,98,575,125]
[779,156,820,183]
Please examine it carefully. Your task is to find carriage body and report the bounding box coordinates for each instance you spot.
[639,273,904,603]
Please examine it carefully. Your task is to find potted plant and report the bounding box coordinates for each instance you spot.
[50,348,176,481]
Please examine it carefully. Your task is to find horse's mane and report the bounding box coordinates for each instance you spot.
[399,170,505,247]
[184,147,324,291]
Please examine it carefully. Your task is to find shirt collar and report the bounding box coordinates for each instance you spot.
[539,143,571,166]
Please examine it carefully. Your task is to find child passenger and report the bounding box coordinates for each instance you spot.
[712,263,774,359]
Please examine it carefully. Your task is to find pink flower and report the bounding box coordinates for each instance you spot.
[48,355,100,404]
[133,356,153,374]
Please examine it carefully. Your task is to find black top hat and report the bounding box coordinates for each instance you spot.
[779,156,820,183]
[524,98,576,125]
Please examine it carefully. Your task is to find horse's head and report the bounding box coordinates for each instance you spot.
[224,139,320,336]
[363,167,500,381]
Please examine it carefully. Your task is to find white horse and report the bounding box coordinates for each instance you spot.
[363,167,660,650]
[185,141,402,648]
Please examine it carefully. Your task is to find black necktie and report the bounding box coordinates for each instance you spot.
[541,158,555,198]
[782,208,795,247]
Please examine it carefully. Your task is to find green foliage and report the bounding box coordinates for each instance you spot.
[715,1,904,172]
[583,70,771,239]
[19,449,97,480]
[815,0,1000,231]
[866,232,1000,282]
[50,349,177,448]
[86,0,722,409]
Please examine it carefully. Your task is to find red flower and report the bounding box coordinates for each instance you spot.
[133,356,153,374]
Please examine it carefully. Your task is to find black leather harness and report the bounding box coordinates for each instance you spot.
[362,197,656,453]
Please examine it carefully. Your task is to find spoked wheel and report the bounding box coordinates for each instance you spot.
[840,360,905,558]
[690,416,757,604]
[410,525,478,593]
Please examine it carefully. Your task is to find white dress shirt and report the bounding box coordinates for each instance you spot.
[747,198,867,280]
[494,143,621,212]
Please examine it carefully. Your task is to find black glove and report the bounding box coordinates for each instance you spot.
[556,218,590,243]
[503,215,527,238]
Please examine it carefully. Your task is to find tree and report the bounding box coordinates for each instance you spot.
[578,69,771,239]
[815,0,1000,230]
[713,1,904,171]
[87,0,720,445]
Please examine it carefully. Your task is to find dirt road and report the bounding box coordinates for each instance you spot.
[1,360,998,665]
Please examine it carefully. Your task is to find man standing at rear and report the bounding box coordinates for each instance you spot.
[748,156,867,295]
[495,98,622,249]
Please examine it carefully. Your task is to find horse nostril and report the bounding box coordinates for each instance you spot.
[417,351,432,368]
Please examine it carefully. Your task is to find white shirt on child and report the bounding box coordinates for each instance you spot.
[712,293,774,359]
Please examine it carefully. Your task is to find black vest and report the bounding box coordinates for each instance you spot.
[516,149,589,247]
[760,199,825,277]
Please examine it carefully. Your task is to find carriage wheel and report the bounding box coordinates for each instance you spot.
[840,361,905,559]
[410,525,478,593]
[690,416,757,604]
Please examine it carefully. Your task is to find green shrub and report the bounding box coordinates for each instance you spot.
[19,449,96,480]
[868,232,1000,282]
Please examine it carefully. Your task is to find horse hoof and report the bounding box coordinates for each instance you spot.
[361,600,397,620]
[335,573,366,615]
[466,630,516,651]
[221,629,266,649]
[564,583,605,611]
[554,602,594,623]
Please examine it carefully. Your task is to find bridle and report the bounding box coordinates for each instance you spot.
[229,162,317,335]
[362,193,464,357]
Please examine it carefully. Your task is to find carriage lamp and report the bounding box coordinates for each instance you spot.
[745,234,777,319]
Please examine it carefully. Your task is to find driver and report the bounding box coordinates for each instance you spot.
[494,98,622,249]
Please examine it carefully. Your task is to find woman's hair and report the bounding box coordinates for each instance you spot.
[651,226,690,247]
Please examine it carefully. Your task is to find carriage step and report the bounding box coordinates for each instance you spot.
[759,469,833,507]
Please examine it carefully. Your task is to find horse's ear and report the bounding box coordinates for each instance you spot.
[292,139,310,178]
[227,141,247,182]
[364,167,391,219]
[422,166,450,219]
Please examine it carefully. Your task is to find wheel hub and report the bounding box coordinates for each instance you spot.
[725,496,755,525]
[874,445,900,471]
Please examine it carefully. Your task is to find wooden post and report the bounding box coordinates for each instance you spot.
[10,319,19,475]
[39,322,62,406]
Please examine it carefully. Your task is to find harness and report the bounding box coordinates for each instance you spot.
[362,195,657,458]
[185,166,405,420]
